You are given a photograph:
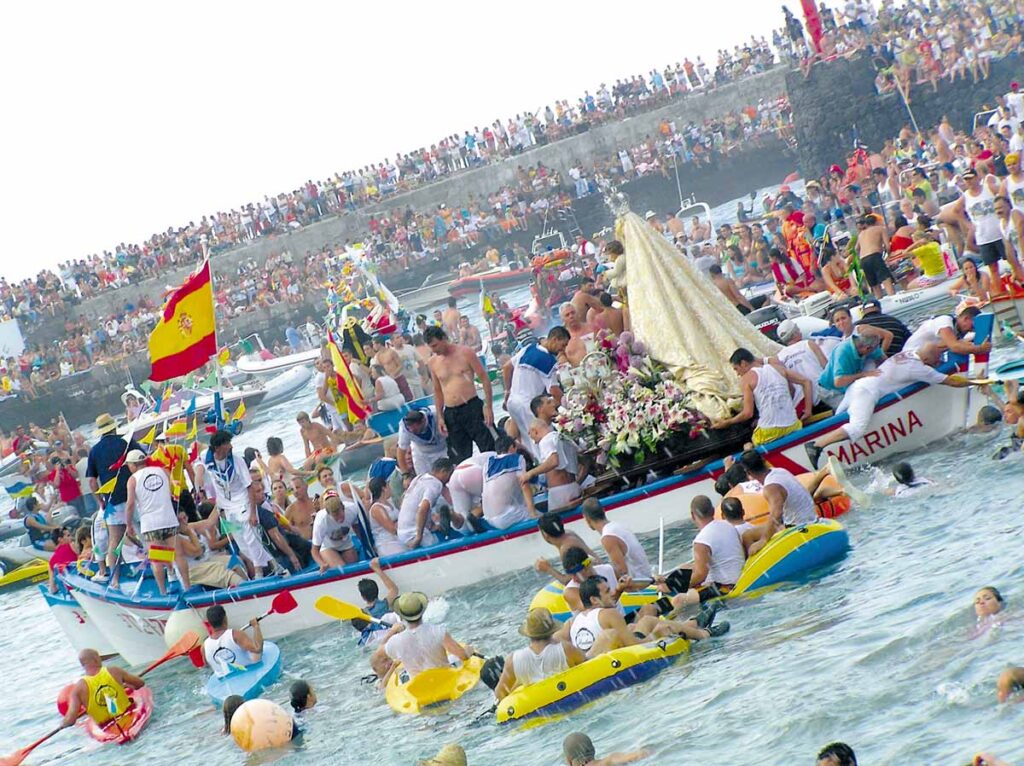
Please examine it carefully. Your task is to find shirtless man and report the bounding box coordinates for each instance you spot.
[570,278,602,321]
[585,293,625,336]
[285,475,316,540]
[559,303,592,367]
[371,338,412,402]
[708,264,755,314]
[265,436,312,481]
[441,297,461,337]
[424,326,495,464]
[296,411,341,469]
[458,315,484,355]
[856,213,896,297]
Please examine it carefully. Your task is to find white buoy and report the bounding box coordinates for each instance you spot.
[164,609,207,651]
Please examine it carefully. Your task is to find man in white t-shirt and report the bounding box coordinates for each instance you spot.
[502,328,569,459]
[904,306,990,357]
[740,450,822,557]
[580,498,652,580]
[397,408,448,478]
[524,419,581,511]
[201,430,274,575]
[480,435,536,530]
[396,458,454,548]
[1005,81,1024,124]
[773,319,840,407]
[370,591,471,680]
[670,495,747,611]
[805,343,984,469]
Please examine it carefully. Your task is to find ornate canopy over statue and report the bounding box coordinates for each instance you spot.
[612,210,780,420]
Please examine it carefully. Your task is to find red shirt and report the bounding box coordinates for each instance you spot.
[49,465,83,503]
[49,542,77,573]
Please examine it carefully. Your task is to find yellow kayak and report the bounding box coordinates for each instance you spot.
[384,654,484,714]
[0,559,49,594]
[496,637,689,724]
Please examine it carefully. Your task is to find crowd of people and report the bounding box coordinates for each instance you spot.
[0,248,342,395]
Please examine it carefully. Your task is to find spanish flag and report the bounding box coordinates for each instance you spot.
[148,261,217,382]
[326,330,370,423]
[148,544,176,563]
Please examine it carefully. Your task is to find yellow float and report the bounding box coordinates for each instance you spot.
[496,637,689,724]
[384,654,484,714]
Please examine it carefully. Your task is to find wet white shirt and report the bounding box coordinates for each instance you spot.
[692,520,745,585]
[384,622,449,677]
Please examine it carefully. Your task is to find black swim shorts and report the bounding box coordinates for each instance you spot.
[978,240,1006,266]
[860,252,894,287]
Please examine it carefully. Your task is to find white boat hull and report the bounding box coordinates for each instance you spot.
[260,366,314,406]
[62,378,979,666]
[775,278,958,320]
[41,587,118,658]
[236,349,321,377]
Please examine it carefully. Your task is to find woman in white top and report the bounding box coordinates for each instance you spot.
[371,365,406,412]
[367,477,408,558]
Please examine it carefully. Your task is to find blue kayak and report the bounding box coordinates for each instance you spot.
[205,641,283,706]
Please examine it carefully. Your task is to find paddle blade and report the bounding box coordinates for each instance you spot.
[188,646,205,669]
[0,726,63,766]
[141,630,201,675]
[314,595,372,623]
[404,668,460,706]
[269,591,298,617]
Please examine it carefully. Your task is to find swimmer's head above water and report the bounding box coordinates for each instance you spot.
[974,587,1005,619]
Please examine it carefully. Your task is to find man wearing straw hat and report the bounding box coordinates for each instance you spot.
[85,413,144,585]
[493,607,584,699]
[370,591,472,681]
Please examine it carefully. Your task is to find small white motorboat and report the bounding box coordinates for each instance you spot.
[260,366,314,406]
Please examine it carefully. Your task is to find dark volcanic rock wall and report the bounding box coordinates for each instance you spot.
[787,53,1022,178]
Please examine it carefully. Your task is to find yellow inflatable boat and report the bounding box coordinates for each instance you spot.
[384,654,484,714]
[496,637,689,723]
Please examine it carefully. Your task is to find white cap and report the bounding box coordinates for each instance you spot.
[776,319,800,343]
[126,449,148,464]
[644,210,657,220]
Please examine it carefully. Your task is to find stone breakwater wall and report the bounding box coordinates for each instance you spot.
[787,52,1022,178]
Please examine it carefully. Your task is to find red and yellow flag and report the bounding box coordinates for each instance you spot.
[148,545,176,563]
[148,261,217,382]
[326,330,369,423]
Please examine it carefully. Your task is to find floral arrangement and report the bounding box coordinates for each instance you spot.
[555,330,707,468]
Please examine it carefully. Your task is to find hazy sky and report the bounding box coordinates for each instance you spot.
[2,0,785,282]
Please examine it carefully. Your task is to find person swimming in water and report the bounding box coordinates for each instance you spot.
[996,667,1024,703]
[816,742,857,766]
[971,586,1009,640]
[290,680,317,713]
[222,695,244,734]
[886,462,935,497]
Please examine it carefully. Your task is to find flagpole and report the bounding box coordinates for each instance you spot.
[201,241,227,429]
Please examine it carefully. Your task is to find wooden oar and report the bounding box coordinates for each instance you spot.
[0,631,200,766]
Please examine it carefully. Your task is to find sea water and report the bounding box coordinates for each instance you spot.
[2,184,1023,765]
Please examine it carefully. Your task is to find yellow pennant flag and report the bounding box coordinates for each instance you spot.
[232,400,246,422]
[138,426,157,446]
[217,347,231,366]
[164,420,187,437]
[96,475,118,494]
[187,417,198,440]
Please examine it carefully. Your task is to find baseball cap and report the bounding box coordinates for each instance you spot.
[126,450,147,464]
[776,319,800,343]
[860,297,881,312]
